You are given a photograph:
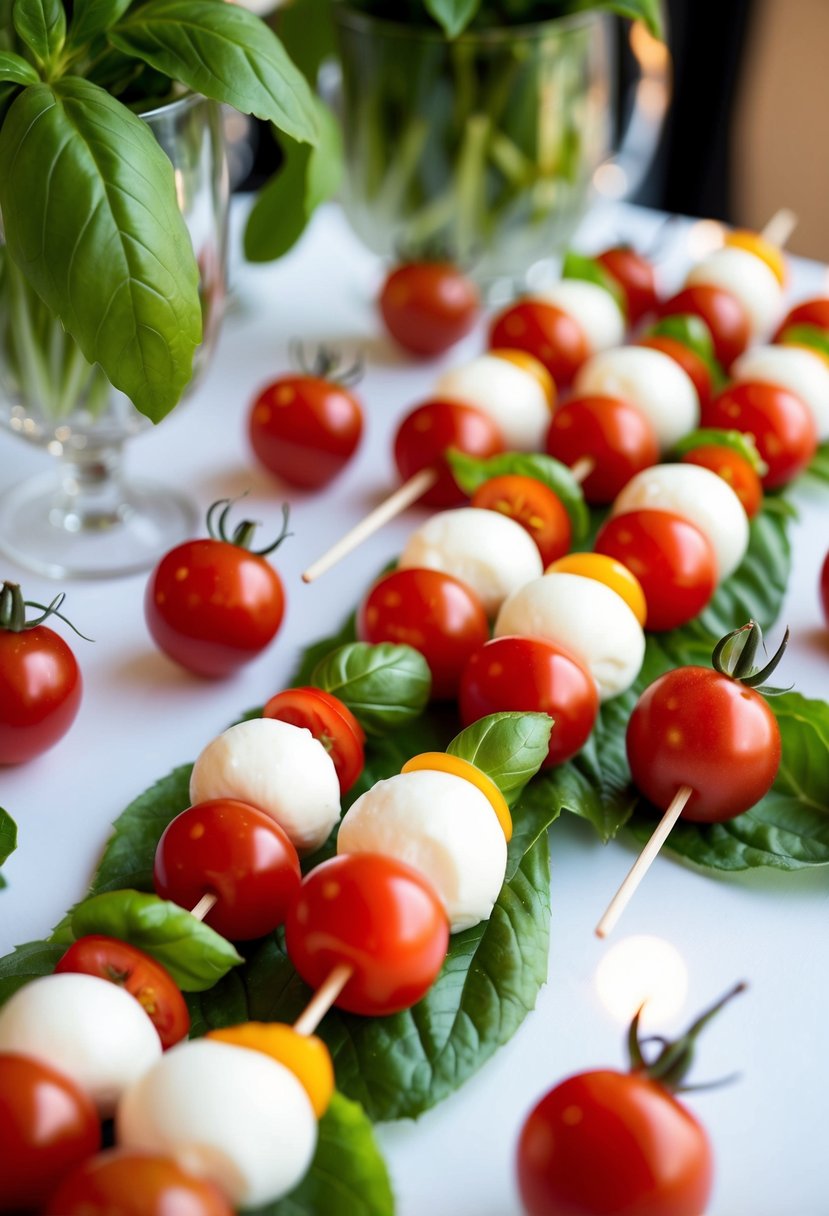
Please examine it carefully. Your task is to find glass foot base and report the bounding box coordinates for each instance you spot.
[0,471,199,580]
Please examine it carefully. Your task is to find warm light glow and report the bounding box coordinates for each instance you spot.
[595,935,688,1029]
[687,220,727,260]
[593,163,628,200]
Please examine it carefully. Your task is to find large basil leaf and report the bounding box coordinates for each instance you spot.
[12,0,64,66]
[311,641,432,736]
[70,889,243,991]
[0,940,65,1006]
[447,711,551,804]
[0,807,16,889]
[0,49,39,84]
[0,79,201,422]
[423,0,481,36]
[91,763,193,894]
[447,449,590,543]
[110,0,318,143]
[68,0,132,45]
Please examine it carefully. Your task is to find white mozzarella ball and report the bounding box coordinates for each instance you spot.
[535,280,626,353]
[434,355,550,450]
[494,573,644,700]
[686,247,782,338]
[398,507,543,618]
[118,1039,317,1207]
[733,344,829,440]
[190,718,340,854]
[338,769,507,933]
[0,973,161,1116]
[612,463,749,582]
[574,346,699,451]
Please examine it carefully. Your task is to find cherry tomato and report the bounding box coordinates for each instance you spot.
[546,395,659,505]
[263,687,365,794]
[701,381,817,489]
[145,500,287,678]
[358,567,489,699]
[594,510,717,632]
[626,664,781,821]
[45,1150,233,1216]
[56,935,189,1050]
[285,853,449,1016]
[489,299,590,386]
[0,582,83,765]
[393,399,504,508]
[249,365,363,490]
[460,636,598,766]
[154,799,301,940]
[379,261,479,356]
[660,284,750,368]
[774,296,829,339]
[0,1052,101,1212]
[596,246,658,323]
[680,444,763,517]
[517,1069,712,1216]
[637,334,713,409]
[470,474,572,566]
[821,550,829,625]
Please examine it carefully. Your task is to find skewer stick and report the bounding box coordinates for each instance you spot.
[570,457,595,484]
[293,963,354,1036]
[595,784,693,939]
[760,208,798,249]
[190,892,218,922]
[302,467,438,584]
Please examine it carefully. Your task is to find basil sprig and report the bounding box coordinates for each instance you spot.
[447,449,590,544]
[0,808,17,890]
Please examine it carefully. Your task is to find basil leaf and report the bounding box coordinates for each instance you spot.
[694,501,792,640]
[291,611,357,686]
[68,0,132,45]
[673,427,767,475]
[0,807,16,889]
[110,0,318,143]
[0,49,39,84]
[806,441,829,486]
[423,0,481,37]
[0,79,202,423]
[12,0,64,66]
[560,0,662,38]
[447,448,589,543]
[0,82,16,124]
[0,940,65,1006]
[646,313,727,388]
[276,0,335,84]
[562,249,627,318]
[311,641,432,736]
[777,323,829,361]
[70,890,243,992]
[447,711,551,804]
[91,763,193,895]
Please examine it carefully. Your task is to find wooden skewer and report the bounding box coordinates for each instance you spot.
[595,784,693,939]
[190,892,218,922]
[302,467,438,584]
[760,208,798,249]
[293,963,354,1036]
[570,456,595,484]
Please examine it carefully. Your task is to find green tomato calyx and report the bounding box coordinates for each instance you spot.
[627,980,747,1093]
[206,497,292,557]
[290,340,363,388]
[0,580,91,639]
[711,620,790,694]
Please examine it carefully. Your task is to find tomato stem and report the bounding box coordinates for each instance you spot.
[206,497,292,556]
[711,620,790,694]
[0,581,92,639]
[289,340,364,387]
[628,980,747,1093]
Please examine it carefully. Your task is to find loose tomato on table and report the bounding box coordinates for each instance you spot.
[470,474,572,566]
[393,399,504,508]
[659,284,750,368]
[489,299,590,386]
[45,1150,234,1216]
[263,686,365,794]
[379,260,480,356]
[0,582,84,765]
[145,498,289,678]
[679,444,763,517]
[701,381,817,488]
[546,395,659,504]
[596,246,658,323]
[56,935,190,1050]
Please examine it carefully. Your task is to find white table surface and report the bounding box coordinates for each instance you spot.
[1,200,828,1216]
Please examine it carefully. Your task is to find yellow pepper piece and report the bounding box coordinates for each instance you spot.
[207,1022,334,1117]
[401,751,512,842]
[725,230,786,286]
[546,553,647,628]
[490,348,557,408]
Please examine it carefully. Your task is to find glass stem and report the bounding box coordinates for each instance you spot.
[52,446,129,534]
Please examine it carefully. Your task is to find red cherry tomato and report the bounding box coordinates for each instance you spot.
[701,381,817,489]
[379,261,479,356]
[460,636,598,766]
[680,445,763,517]
[145,501,287,677]
[517,1069,712,1216]
[263,686,365,794]
[393,399,504,508]
[660,285,750,368]
[596,246,658,323]
[249,374,363,490]
[774,296,829,339]
[45,1150,233,1216]
[55,935,189,1050]
[358,567,489,699]
[489,299,590,386]
[470,474,572,566]
[821,550,829,625]
[285,852,449,1016]
[154,799,301,940]
[626,665,781,821]
[594,510,717,632]
[546,395,659,505]
[0,1052,101,1212]
[637,334,713,408]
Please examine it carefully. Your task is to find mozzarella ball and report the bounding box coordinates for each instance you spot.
[494,573,645,700]
[118,1039,316,1207]
[574,346,699,451]
[612,463,749,582]
[434,355,550,450]
[686,247,782,338]
[535,280,626,353]
[733,344,829,440]
[0,973,161,1116]
[398,508,543,618]
[190,718,340,854]
[338,769,507,933]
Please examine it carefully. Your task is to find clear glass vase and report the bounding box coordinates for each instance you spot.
[0,93,229,580]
